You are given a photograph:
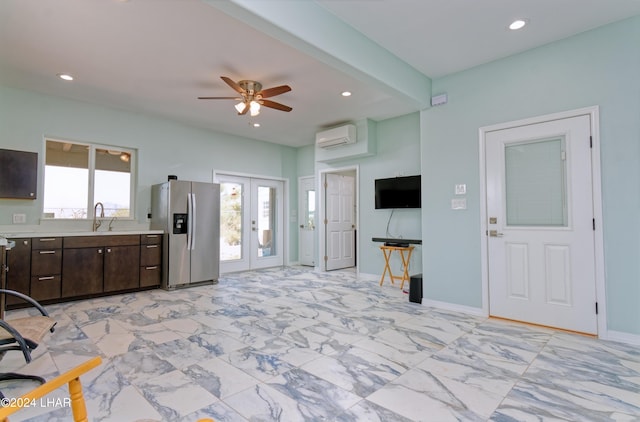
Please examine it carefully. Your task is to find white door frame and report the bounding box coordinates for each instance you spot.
[479,106,607,337]
[318,165,359,272]
[213,170,289,272]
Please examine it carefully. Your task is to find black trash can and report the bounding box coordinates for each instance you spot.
[409,273,422,304]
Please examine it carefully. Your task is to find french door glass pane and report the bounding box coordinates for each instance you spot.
[220,182,243,261]
[257,185,276,257]
[505,137,568,226]
[307,189,315,228]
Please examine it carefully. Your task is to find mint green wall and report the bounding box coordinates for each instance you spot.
[0,86,299,261]
[422,16,640,334]
[315,113,422,276]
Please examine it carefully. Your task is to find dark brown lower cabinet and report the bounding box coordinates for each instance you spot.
[6,233,159,306]
[5,238,31,304]
[62,235,141,298]
[62,247,104,298]
[104,245,140,292]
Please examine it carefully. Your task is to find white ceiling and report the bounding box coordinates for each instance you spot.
[1,0,639,148]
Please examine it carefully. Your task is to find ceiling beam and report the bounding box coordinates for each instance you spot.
[204,0,432,110]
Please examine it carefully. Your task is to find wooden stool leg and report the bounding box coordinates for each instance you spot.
[69,377,88,422]
[379,248,393,286]
[399,248,414,290]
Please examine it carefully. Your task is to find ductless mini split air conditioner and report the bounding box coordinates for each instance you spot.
[316,124,356,149]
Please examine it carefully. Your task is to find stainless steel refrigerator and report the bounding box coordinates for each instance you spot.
[150,180,220,289]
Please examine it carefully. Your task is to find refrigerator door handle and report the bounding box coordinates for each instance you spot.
[187,192,194,250]
[191,192,197,250]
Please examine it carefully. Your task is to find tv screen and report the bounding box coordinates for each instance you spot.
[375,175,421,209]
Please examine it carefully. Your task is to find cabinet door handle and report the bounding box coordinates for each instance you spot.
[39,250,56,254]
[98,249,103,254]
[38,276,55,281]
[39,238,57,242]
[146,245,158,249]
[146,235,158,238]
[106,248,112,253]
[145,266,158,270]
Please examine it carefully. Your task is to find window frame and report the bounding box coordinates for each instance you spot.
[42,138,137,220]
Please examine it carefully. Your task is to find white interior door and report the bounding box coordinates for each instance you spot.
[218,175,284,273]
[324,173,355,271]
[486,114,597,334]
[298,176,316,266]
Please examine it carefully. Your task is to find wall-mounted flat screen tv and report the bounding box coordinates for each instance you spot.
[375,175,421,209]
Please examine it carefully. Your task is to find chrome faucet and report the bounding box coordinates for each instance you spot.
[93,202,105,231]
[108,216,116,231]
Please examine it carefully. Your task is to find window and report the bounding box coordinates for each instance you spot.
[43,139,135,219]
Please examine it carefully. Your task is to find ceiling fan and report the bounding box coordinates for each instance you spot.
[198,76,292,116]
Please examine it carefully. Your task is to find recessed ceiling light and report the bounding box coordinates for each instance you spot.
[57,73,74,81]
[341,91,352,97]
[509,19,528,30]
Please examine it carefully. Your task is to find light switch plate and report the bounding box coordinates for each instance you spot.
[12,213,26,224]
[455,184,466,195]
[451,198,467,210]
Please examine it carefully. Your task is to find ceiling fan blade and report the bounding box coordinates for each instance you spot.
[261,99,293,112]
[221,76,246,94]
[258,85,291,98]
[197,96,241,100]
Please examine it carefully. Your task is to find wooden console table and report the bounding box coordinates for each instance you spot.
[379,245,415,290]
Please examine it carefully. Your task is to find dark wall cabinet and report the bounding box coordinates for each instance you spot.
[5,233,162,309]
[0,148,38,199]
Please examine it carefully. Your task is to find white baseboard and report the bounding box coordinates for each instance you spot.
[423,299,487,317]
[601,329,640,346]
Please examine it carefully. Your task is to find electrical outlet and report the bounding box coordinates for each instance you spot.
[12,213,27,224]
[455,184,466,195]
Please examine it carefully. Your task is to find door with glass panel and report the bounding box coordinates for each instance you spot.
[486,114,597,334]
[298,176,316,266]
[218,175,284,273]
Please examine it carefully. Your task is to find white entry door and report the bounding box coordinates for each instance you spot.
[218,175,284,273]
[324,173,356,270]
[298,176,316,266]
[486,114,597,334]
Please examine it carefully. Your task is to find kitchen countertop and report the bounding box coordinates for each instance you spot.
[1,230,164,238]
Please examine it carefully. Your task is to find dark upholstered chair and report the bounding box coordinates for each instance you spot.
[0,289,56,396]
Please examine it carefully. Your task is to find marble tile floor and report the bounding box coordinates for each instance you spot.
[1,266,639,421]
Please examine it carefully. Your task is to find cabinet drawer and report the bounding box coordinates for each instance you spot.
[32,237,62,250]
[140,243,162,266]
[141,234,163,245]
[140,265,161,287]
[64,235,140,249]
[30,274,61,301]
[31,249,62,275]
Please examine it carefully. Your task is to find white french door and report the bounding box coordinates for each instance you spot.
[485,114,597,334]
[218,175,284,273]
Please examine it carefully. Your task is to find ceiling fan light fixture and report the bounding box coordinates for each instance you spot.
[249,101,261,116]
[234,101,247,114]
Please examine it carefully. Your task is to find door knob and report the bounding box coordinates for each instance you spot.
[489,230,504,237]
